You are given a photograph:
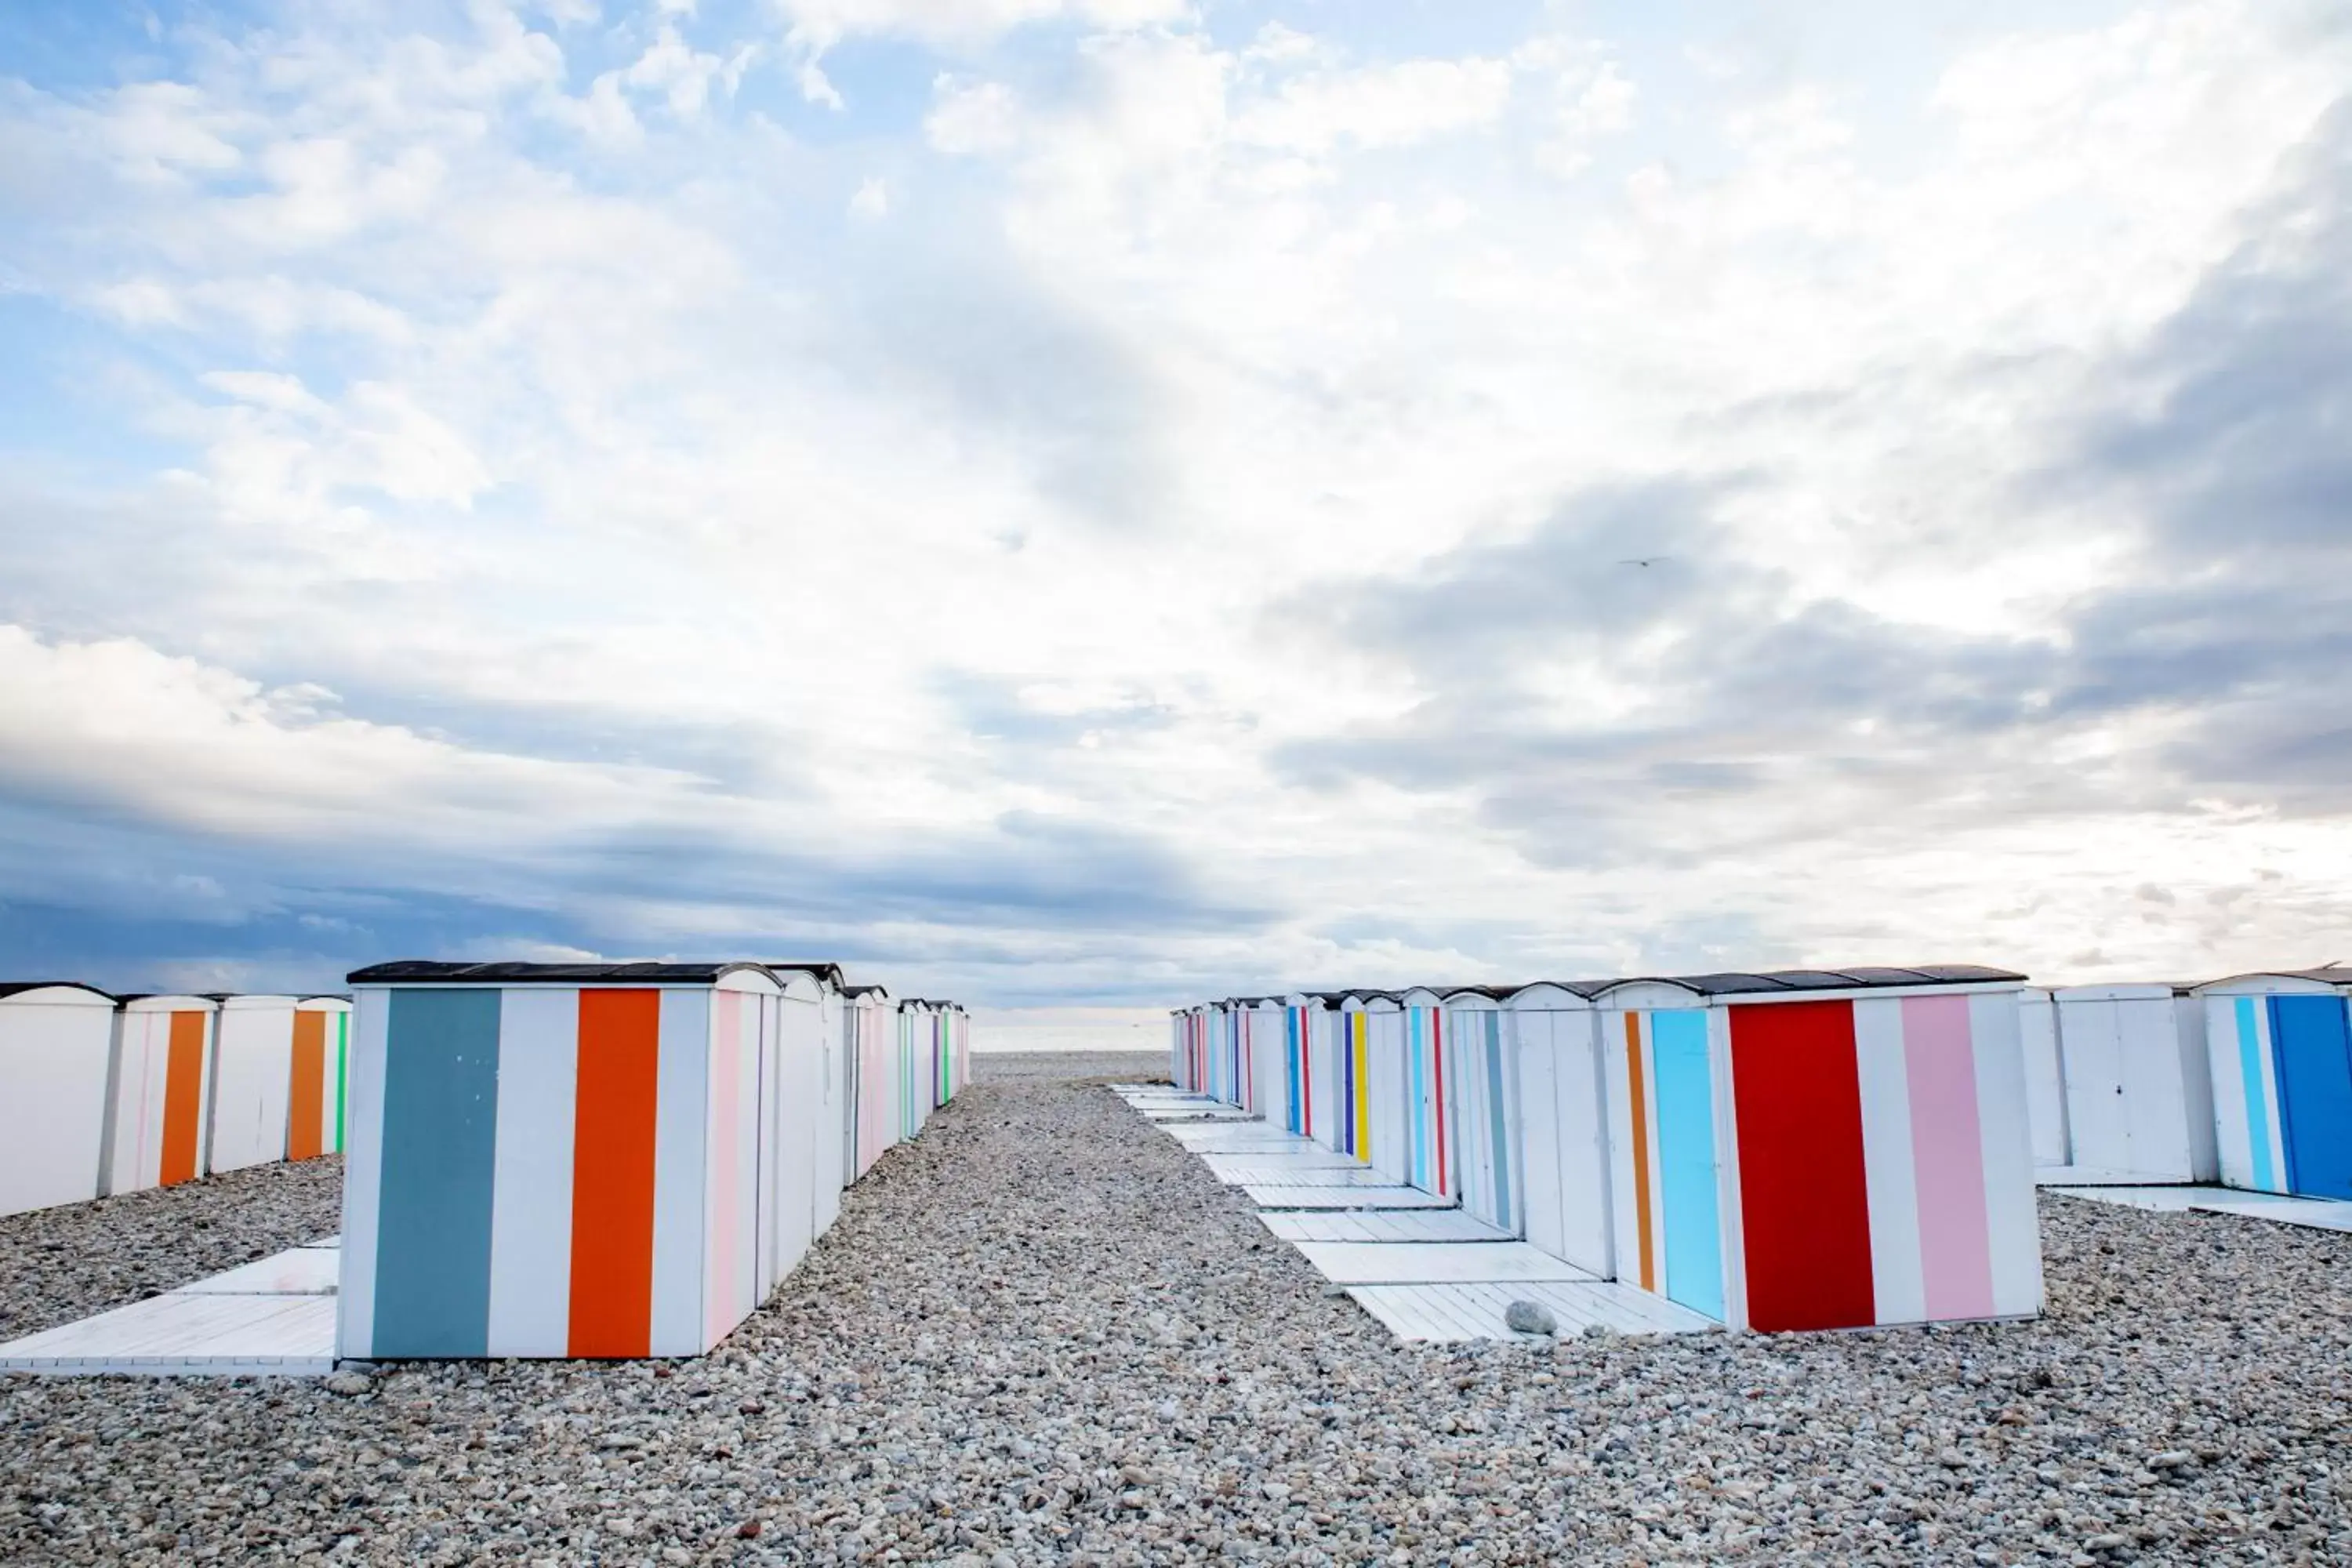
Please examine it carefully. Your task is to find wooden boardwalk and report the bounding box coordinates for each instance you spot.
[1112,1085,1715,1344]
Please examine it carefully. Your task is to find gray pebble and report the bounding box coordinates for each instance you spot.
[3,1051,2349,1566]
[1503,1299,1557,1335]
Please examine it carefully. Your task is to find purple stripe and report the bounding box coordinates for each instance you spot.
[1903,995,1994,1320]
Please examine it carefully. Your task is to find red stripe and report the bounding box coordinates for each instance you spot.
[1730,1000,1875,1331]
[569,989,661,1357]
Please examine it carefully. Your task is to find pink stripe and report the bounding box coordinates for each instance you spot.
[708,992,742,1342]
[1903,995,1994,1320]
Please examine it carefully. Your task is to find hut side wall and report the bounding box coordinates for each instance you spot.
[0,993,115,1218]
[209,1004,296,1176]
[103,1006,217,1196]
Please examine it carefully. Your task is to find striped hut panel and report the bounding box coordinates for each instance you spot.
[159,1010,212,1186]
[648,987,712,1357]
[106,1008,217,1194]
[2206,995,2288,1192]
[1406,1008,1432,1190]
[289,1010,328,1163]
[1348,1012,1370,1161]
[371,987,503,1359]
[1726,993,2042,1332]
[345,984,732,1360]
[103,1013,168,1195]
[705,989,761,1349]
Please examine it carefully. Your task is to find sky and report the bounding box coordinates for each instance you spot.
[2,0,2349,1006]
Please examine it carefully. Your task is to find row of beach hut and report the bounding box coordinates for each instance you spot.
[336,961,970,1359]
[0,985,356,1221]
[1173,964,2352,1334]
[2019,969,2352,1199]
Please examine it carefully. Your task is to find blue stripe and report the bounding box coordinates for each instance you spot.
[1650,1009,1724,1323]
[373,988,502,1357]
[1483,1011,1512,1229]
[2238,997,2277,1191]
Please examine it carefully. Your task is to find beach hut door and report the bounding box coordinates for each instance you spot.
[2059,1004,2130,1173]
[2270,996,2352,1200]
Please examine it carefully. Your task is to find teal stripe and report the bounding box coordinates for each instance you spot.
[2238,996,2277,1191]
[373,989,501,1356]
[1651,1009,1724,1322]
[1483,1012,1511,1228]
[332,1012,348,1154]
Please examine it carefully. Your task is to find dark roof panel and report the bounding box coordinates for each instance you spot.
[0,980,114,1002]
[347,960,780,985]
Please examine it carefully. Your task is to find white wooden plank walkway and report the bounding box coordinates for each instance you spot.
[0,1240,340,1377]
[1348,1280,1716,1343]
[2035,1165,2179,1187]
[2194,1196,2352,1232]
[1203,1162,1399,1188]
[1259,1209,1516,1244]
[1242,1184,1461,1210]
[2049,1184,2299,1212]
[0,1292,336,1376]
[2047,1184,2352,1232]
[1113,1081,1714,1343]
[1296,1241,1600,1285]
[176,1247,340,1295]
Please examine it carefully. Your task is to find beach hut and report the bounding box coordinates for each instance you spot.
[1278,993,1319,1138]
[2036,984,2217,1184]
[1591,966,2042,1333]
[846,985,898,1178]
[338,960,832,1360]
[1303,994,1349,1148]
[0,982,118,1218]
[2017,989,2065,1167]
[102,994,220,1196]
[209,996,306,1174]
[1247,1000,1288,1119]
[1323,993,1391,1163]
[289,997,354,1161]
[1497,983,1616,1272]
[1362,994,1411,1184]
[1397,988,1453,1197]
[1438,989,1510,1225]
[765,962,849,1229]
[897,1002,928,1140]
[2196,970,2352,1200]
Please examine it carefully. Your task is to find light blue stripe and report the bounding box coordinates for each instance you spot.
[2238,996,2277,1192]
[1483,1012,1511,1229]
[1409,1011,1428,1187]
[1650,1009,1724,1323]
[373,989,501,1358]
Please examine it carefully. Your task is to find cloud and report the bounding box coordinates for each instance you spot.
[5,1,2352,1001]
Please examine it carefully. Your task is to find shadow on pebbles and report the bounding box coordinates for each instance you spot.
[4,1048,2350,1565]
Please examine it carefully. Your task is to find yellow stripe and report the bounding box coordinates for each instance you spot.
[1352,1014,1370,1163]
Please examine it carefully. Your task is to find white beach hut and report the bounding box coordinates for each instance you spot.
[1360,993,1411,1185]
[2016,988,2066,1168]
[1247,999,1288,1120]
[2035,984,2217,1184]
[1589,966,2042,1334]
[1396,987,1451,1198]
[0,982,118,1218]
[2194,969,2352,1200]
[1436,988,1515,1232]
[1277,993,1320,1138]
[1502,982,1618,1273]
[209,995,302,1175]
[102,993,221,1196]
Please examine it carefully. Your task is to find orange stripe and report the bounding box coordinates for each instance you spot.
[159,1012,208,1186]
[1624,1011,1655,1294]
[288,1011,326,1162]
[568,989,661,1358]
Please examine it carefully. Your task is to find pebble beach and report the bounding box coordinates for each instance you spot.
[4,1049,2349,1566]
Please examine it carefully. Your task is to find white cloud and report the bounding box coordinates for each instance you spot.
[770,0,1186,106]
[4,1,2352,996]
[1235,56,1514,154]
